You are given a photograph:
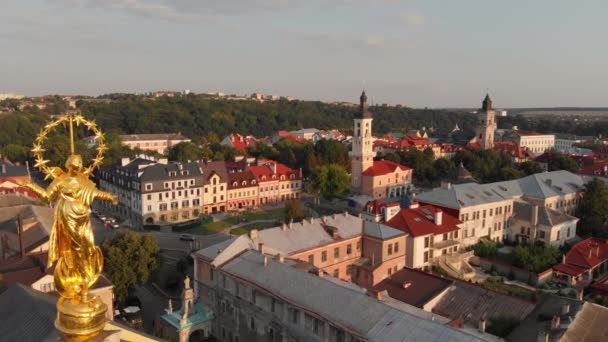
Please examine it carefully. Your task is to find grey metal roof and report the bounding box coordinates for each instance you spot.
[416,171,586,209]
[0,160,29,178]
[513,199,578,227]
[0,205,53,253]
[253,214,363,255]
[221,250,494,342]
[507,294,588,342]
[0,194,37,208]
[0,284,59,342]
[363,221,405,240]
[195,235,255,267]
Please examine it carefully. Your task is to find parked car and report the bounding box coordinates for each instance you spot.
[180,234,195,241]
[99,216,107,222]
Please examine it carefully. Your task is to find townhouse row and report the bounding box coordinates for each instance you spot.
[96,156,301,228]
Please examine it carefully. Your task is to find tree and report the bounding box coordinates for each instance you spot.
[548,153,578,173]
[167,141,211,162]
[310,164,350,199]
[576,178,608,237]
[0,144,30,161]
[518,161,544,175]
[284,199,306,223]
[101,231,160,302]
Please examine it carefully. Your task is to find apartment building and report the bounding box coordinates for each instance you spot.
[249,160,302,204]
[97,157,205,227]
[509,199,578,247]
[514,131,555,155]
[199,161,228,214]
[416,170,587,247]
[193,248,494,342]
[120,133,191,154]
[226,170,258,211]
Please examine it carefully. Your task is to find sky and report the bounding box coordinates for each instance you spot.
[1,0,608,108]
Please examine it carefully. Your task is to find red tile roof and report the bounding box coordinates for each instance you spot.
[227,133,257,150]
[386,205,461,237]
[493,141,533,159]
[227,170,257,189]
[0,267,45,287]
[590,274,608,293]
[362,160,411,177]
[467,141,481,149]
[372,268,453,308]
[562,238,608,270]
[364,200,388,215]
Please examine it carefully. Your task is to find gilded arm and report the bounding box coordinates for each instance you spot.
[95,189,118,205]
[20,179,59,203]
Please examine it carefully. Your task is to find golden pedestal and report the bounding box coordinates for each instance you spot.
[55,296,108,342]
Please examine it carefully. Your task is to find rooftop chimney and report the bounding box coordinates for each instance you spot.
[410,201,419,209]
[289,219,293,229]
[263,256,268,268]
[561,303,570,315]
[18,215,25,259]
[531,205,539,226]
[402,281,412,289]
[1,164,5,174]
[478,318,486,333]
[551,315,560,330]
[281,224,287,231]
[434,210,443,226]
[249,229,258,240]
[258,243,264,253]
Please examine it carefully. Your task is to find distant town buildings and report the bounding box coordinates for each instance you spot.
[120,133,191,154]
[0,159,35,198]
[514,131,556,155]
[350,91,413,199]
[0,93,25,100]
[468,94,497,150]
[220,133,258,151]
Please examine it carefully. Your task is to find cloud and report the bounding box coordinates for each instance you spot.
[55,0,394,21]
[396,11,426,26]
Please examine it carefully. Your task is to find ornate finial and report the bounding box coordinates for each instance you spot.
[168,299,173,314]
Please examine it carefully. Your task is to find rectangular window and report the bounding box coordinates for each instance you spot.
[291,309,299,325]
[394,242,399,253]
[321,251,327,262]
[333,269,339,278]
[147,194,151,200]
[387,244,393,255]
[424,237,430,248]
[334,247,340,258]
[346,244,352,255]
[424,251,429,262]
[443,233,448,240]
[308,255,314,264]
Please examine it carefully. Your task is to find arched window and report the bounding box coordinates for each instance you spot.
[290,174,295,180]
[242,181,247,186]
[233,182,238,187]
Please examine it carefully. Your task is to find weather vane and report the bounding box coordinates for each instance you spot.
[20,112,117,341]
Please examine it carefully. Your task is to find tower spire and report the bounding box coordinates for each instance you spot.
[482,93,493,111]
[360,90,372,118]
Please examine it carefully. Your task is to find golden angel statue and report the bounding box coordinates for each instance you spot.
[24,154,116,300]
[21,113,116,340]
